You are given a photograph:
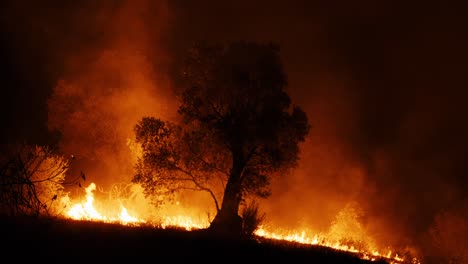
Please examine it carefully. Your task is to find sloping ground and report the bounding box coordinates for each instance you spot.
[1,216,389,263]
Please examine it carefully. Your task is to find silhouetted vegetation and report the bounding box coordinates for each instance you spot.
[0,144,82,217]
[133,41,310,236]
[240,199,266,238]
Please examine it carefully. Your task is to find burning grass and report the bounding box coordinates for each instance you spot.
[1,215,389,263]
[60,182,411,263]
[0,146,418,263]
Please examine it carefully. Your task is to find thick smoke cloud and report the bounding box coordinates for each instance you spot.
[166,0,468,258]
[46,0,174,187]
[320,1,468,253]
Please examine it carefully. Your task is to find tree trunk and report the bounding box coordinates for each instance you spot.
[209,154,244,237]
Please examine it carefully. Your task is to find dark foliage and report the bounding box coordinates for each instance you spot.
[0,144,81,217]
[240,200,266,238]
[133,41,311,236]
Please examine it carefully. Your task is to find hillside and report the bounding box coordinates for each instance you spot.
[1,216,389,263]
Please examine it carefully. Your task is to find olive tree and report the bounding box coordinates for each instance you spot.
[133,41,310,235]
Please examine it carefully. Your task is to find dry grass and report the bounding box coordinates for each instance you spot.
[0,215,389,263]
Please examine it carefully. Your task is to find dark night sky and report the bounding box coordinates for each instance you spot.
[1,0,468,258]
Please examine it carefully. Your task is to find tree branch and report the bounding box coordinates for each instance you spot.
[240,145,257,183]
[186,140,229,178]
[171,164,220,212]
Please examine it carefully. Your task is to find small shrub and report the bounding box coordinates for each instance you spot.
[0,144,79,217]
[240,200,266,238]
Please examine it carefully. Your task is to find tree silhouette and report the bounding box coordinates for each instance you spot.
[133,41,310,236]
[0,144,82,217]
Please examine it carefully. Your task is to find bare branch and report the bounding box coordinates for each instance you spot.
[171,164,220,212]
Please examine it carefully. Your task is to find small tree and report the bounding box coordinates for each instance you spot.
[241,200,266,238]
[429,210,468,263]
[133,41,310,235]
[327,202,374,252]
[0,144,80,217]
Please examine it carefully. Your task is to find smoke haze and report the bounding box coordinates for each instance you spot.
[46,0,174,187]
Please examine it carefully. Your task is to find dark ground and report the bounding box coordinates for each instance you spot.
[0,216,391,263]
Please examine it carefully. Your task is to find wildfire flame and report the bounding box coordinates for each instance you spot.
[253,227,407,263]
[64,182,417,264]
[65,182,209,230]
[66,182,145,225]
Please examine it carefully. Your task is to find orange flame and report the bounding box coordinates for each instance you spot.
[253,227,408,263]
[66,182,145,225]
[63,182,417,264]
[65,182,209,230]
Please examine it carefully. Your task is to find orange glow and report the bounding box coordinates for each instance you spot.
[66,182,145,225]
[63,182,418,264]
[253,227,410,263]
[65,182,209,230]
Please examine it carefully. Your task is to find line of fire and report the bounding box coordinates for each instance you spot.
[1,42,418,264]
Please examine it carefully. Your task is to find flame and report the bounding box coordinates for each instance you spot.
[66,182,145,225]
[65,182,209,230]
[63,182,417,264]
[160,215,209,230]
[253,227,410,263]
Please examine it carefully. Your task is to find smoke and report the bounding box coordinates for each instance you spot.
[47,0,174,187]
[164,0,468,260]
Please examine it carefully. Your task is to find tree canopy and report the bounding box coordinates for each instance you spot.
[133,41,310,235]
